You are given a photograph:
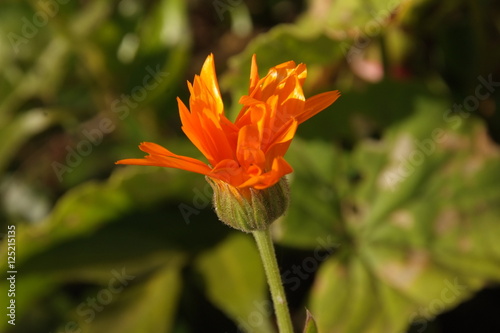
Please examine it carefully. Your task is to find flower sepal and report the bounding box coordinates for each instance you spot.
[206,177,289,232]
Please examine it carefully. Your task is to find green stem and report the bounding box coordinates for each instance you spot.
[252,229,294,333]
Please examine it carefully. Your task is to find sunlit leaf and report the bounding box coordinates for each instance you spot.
[308,95,500,332]
[301,0,407,32]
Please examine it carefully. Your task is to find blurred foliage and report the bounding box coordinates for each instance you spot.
[1,0,500,332]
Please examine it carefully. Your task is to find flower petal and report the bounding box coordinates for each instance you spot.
[179,98,237,165]
[297,90,341,124]
[116,142,211,175]
[249,54,260,93]
[210,159,245,185]
[117,54,340,191]
[198,53,224,115]
[264,118,298,158]
[178,98,211,159]
[238,156,293,189]
[237,123,266,169]
[274,75,305,126]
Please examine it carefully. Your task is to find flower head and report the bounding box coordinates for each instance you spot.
[116,54,340,191]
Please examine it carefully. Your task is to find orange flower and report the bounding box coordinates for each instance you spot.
[116,54,340,190]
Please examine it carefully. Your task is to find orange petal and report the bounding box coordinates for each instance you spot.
[235,95,265,126]
[276,75,305,119]
[198,110,236,161]
[179,96,237,165]
[199,53,224,115]
[249,54,260,93]
[116,142,211,176]
[297,90,340,124]
[258,61,297,102]
[294,63,307,86]
[237,124,266,169]
[264,118,297,156]
[210,159,244,185]
[178,97,210,158]
[238,156,293,189]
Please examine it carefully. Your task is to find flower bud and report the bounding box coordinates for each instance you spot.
[206,176,290,232]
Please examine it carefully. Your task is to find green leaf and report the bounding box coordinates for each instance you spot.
[0,165,227,331]
[76,263,184,333]
[303,309,319,333]
[274,80,447,249]
[307,94,500,332]
[300,0,406,32]
[7,166,225,266]
[195,233,275,333]
[273,139,345,249]
[298,79,447,142]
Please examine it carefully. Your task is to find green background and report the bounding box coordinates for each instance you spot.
[1,0,500,332]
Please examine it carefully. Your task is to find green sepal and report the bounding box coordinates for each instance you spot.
[207,177,289,232]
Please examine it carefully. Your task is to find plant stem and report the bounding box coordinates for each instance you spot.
[252,229,294,333]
